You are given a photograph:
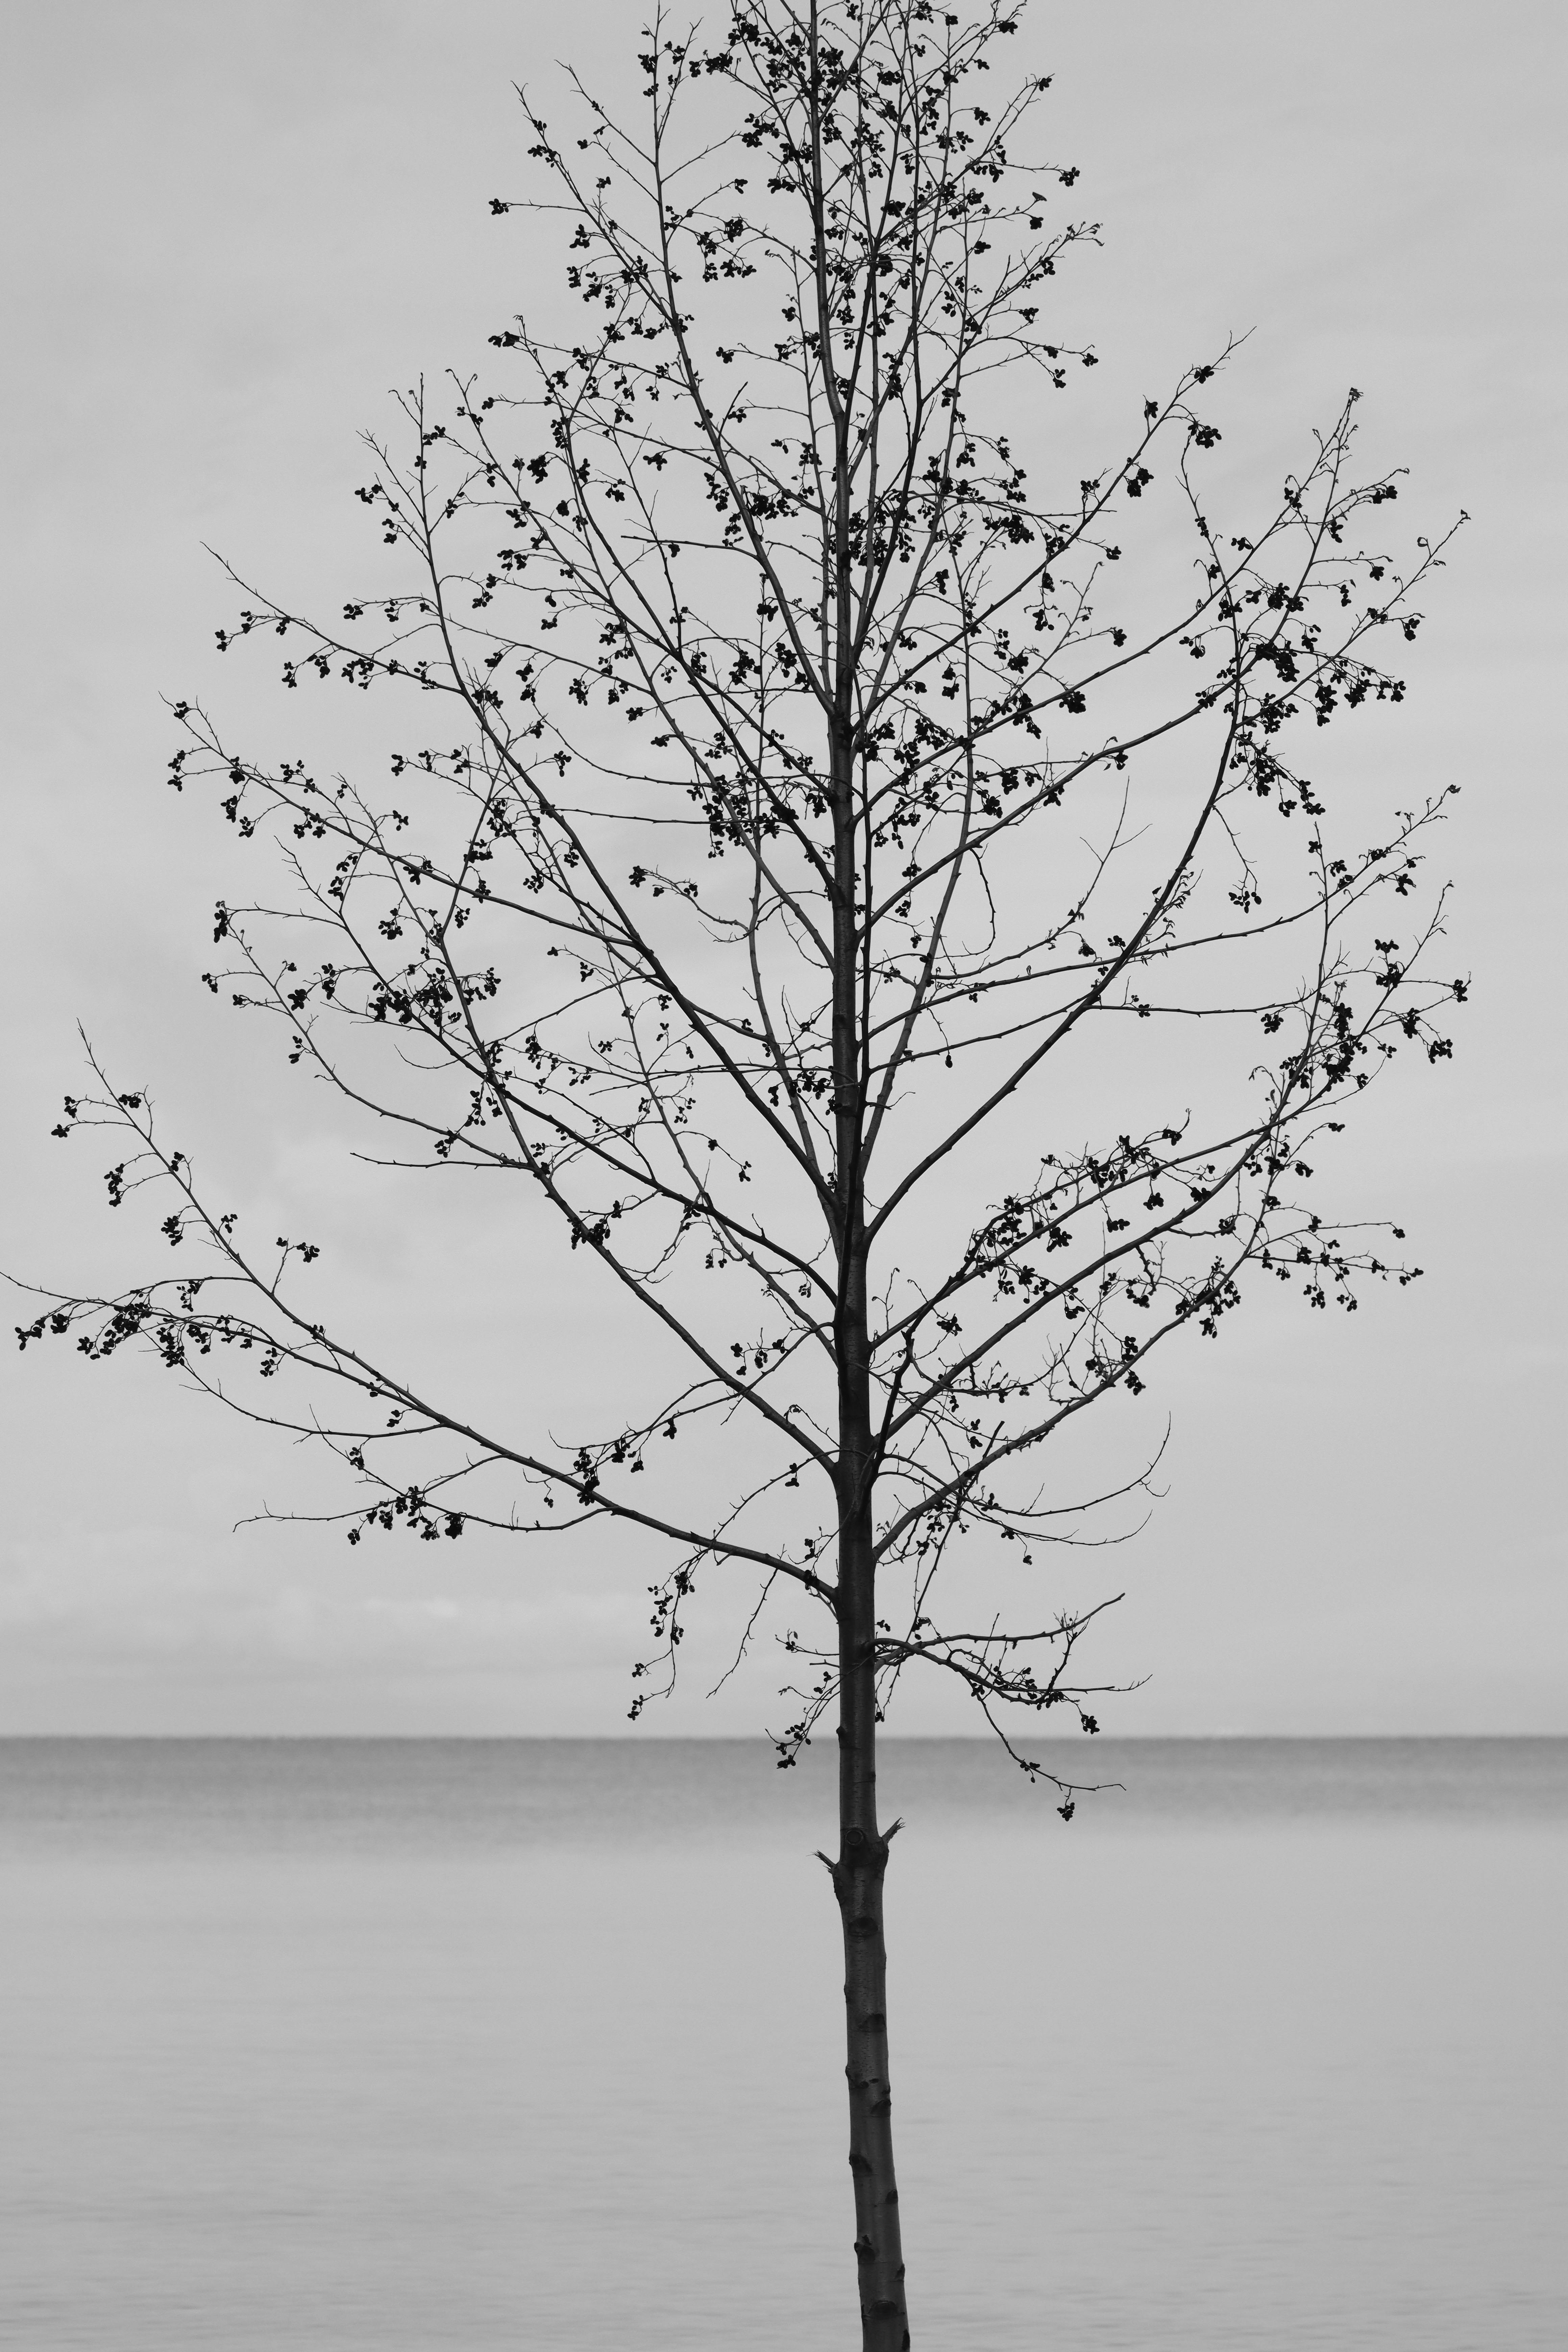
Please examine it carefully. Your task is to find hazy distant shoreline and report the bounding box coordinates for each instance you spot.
[5,1731,1565,1744]
[5,1734,1566,1847]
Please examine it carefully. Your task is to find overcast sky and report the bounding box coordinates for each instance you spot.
[3,0,1563,1735]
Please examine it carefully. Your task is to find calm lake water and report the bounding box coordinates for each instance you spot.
[3,1738,1565,2350]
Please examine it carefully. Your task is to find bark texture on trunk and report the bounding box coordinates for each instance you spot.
[826,1686,908,2351]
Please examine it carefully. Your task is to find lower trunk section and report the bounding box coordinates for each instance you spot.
[826,1821,909,2351]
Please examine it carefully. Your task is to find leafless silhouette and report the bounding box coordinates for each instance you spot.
[17,5,1464,2343]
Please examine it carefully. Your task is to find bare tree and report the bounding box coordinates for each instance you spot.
[17,3,1463,2343]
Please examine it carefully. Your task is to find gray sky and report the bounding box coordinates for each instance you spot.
[3,0,1563,1735]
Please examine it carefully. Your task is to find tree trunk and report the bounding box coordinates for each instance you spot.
[828,1571,909,2351]
[824,247,906,2330]
[827,1010,909,2350]
[829,1235,909,2345]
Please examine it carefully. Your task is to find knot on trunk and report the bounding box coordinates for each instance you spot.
[821,1820,903,1906]
[854,2234,877,2266]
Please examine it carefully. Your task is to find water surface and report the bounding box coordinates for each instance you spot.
[4,1739,1564,2349]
